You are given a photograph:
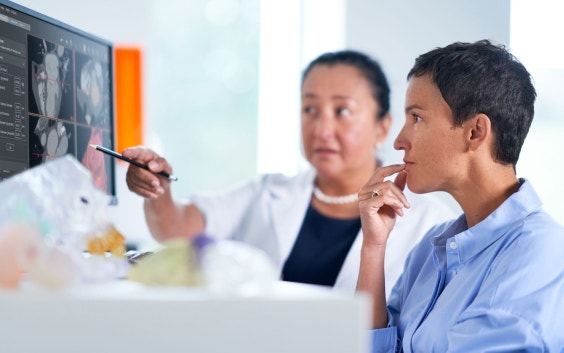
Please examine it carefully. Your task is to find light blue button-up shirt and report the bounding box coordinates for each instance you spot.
[371,179,564,352]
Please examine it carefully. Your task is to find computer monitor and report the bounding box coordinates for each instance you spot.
[0,0,117,203]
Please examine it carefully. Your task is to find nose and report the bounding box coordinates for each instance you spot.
[393,124,408,151]
[313,111,335,139]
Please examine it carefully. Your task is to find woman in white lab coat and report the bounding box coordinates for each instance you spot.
[124,50,454,295]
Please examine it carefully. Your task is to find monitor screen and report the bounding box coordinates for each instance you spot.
[0,0,116,203]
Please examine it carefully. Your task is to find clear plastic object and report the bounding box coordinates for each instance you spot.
[0,155,111,246]
[0,155,127,288]
[195,235,279,297]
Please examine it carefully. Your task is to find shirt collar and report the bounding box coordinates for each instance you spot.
[432,178,543,263]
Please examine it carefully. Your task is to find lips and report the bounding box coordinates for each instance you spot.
[314,147,338,155]
[403,159,415,169]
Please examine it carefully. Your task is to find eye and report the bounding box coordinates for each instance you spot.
[302,106,316,115]
[336,107,351,116]
[412,114,422,123]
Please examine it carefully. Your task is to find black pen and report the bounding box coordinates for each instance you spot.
[89,144,178,182]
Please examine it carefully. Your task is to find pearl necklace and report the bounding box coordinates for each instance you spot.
[312,186,358,204]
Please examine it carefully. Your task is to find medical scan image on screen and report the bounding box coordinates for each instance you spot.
[75,52,112,191]
[0,1,116,199]
[27,35,75,166]
[28,35,74,121]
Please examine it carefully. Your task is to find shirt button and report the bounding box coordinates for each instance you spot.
[449,241,457,250]
[452,270,457,276]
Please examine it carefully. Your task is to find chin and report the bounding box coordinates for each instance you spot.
[406,177,433,194]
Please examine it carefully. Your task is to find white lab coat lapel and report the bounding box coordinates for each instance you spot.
[268,169,315,269]
[333,229,362,294]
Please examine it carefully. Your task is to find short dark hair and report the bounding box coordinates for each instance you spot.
[407,40,536,167]
[302,50,390,119]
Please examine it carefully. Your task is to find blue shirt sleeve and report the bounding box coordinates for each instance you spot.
[370,326,399,353]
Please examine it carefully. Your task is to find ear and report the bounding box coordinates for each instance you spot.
[375,113,392,142]
[467,113,492,151]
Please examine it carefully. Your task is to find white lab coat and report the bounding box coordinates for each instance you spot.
[191,169,456,296]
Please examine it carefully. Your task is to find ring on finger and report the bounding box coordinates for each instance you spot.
[371,189,380,198]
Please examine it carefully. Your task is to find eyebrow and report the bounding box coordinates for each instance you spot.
[302,93,353,101]
[405,104,424,114]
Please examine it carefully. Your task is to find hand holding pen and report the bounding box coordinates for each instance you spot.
[95,145,178,200]
[91,144,177,181]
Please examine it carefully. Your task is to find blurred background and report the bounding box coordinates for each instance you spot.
[13,0,564,247]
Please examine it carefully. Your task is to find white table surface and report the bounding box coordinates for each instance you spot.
[0,280,371,353]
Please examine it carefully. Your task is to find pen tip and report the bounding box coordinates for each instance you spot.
[89,144,97,148]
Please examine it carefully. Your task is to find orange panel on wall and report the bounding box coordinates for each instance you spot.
[115,47,143,153]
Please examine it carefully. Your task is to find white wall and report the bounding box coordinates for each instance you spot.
[510,1,564,221]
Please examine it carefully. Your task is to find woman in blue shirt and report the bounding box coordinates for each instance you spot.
[357,40,564,352]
